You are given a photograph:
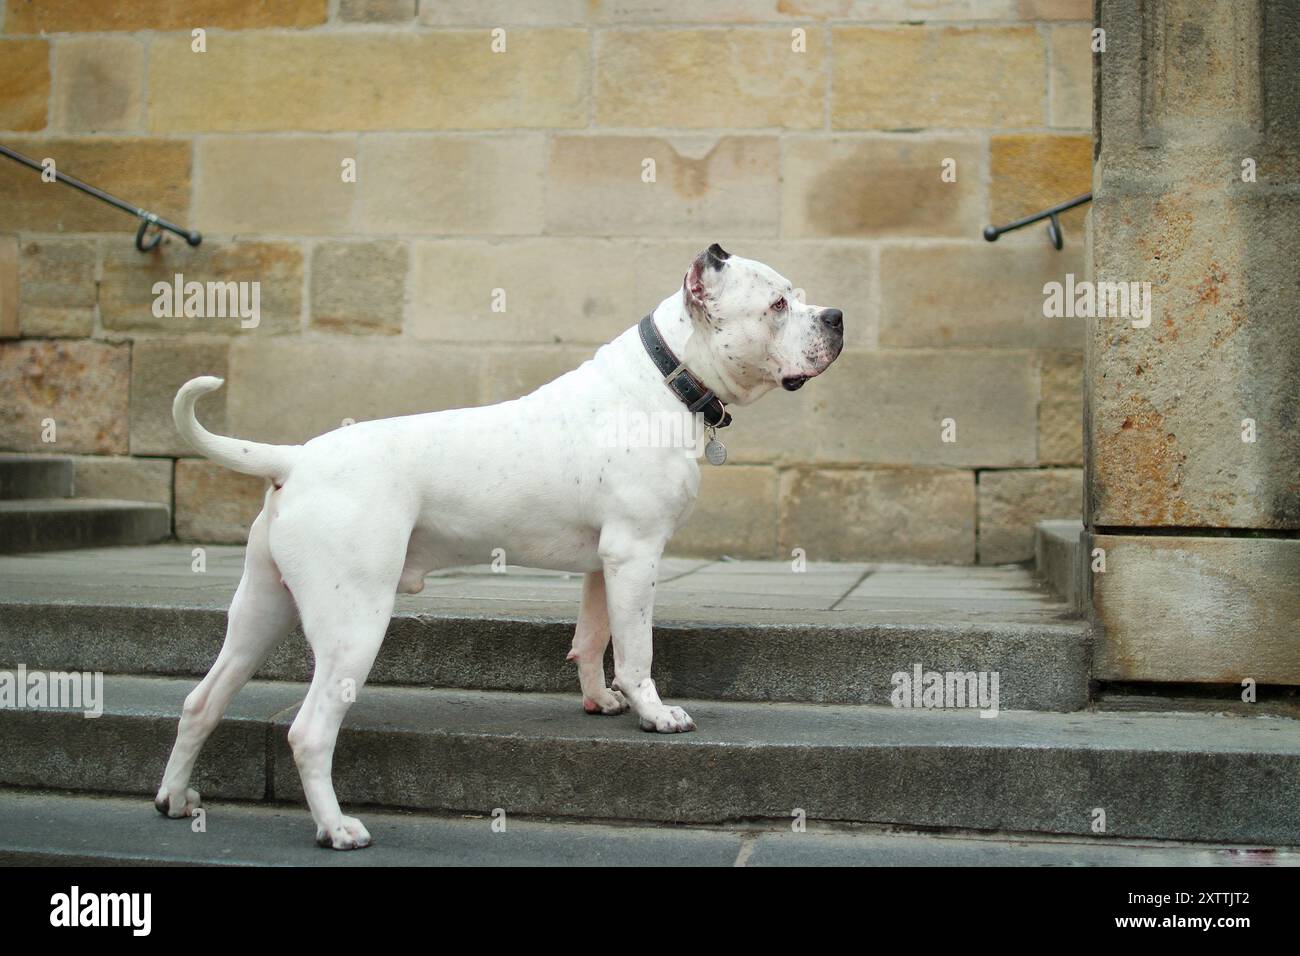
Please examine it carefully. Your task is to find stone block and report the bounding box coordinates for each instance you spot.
[194,136,358,235]
[547,135,781,238]
[729,350,1039,468]
[174,459,265,544]
[978,468,1082,564]
[879,241,1086,348]
[17,239,96,338]
[408,239,694,345]
[5,0,328,30]
[1049,24,1093,128]
[832,26,1044,128]
[225,338,482,444]
[1088,189,1300,529]
[356,134,546,235]
[0,238,19,340]
[70,456,172,509]
[0,138,190,233]
[52,36,143,132]
[783,136,984,239]
[309,241,407,334]
[991,134,1093,237]
[1038,350,1082,465]
[129,339,230,456]
[0,40,50,132]
[100,241,302,336]
[595,29,824,129]
[1091,534,1300,685]
[0,340,130,455]
[479,346,596,404]
[669,465,779,559]
[779,467,976,563]
[419,0,586,24]
[148,32,586,131]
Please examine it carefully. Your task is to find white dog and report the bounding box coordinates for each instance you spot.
[155,244,844,849]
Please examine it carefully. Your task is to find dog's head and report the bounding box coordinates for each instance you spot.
[682,244,843,405]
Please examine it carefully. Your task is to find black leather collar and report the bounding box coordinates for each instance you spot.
[638,313,732,428]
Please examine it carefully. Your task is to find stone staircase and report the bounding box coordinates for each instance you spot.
[0,454,170,554]
[0,540,1296,864]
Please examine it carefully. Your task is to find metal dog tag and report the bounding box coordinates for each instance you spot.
[704,433,728,466]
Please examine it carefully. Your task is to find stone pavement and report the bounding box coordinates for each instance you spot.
[2,790,1295,867]
[0,543,1074,626]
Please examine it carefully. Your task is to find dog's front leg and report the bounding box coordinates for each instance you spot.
[600,530,695,734]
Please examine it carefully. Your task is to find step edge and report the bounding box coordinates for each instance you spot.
[3,674,1296,751]
[0,598,1091,636]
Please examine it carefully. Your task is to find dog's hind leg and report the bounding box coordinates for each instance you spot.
[566,570,629,715]
[271,507,407,849]
[285,580,394,850]
[156,502,297,818]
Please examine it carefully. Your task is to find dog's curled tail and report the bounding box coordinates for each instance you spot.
[173,376,299,482]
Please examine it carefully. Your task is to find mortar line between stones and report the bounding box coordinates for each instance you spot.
[829,567,873,612]
[1093,526,1300,540]
[660,559,715,585]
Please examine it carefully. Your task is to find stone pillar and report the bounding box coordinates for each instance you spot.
[1087,0,1300,684]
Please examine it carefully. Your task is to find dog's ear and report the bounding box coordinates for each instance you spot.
[685,244,729,311]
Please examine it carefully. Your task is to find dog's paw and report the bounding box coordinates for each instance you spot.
[315,816,372,851]
[583,688,630,715]
[154,787,202,818]
[639,705,696,734]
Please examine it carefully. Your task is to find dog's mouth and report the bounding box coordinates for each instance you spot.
[780,340,842,391]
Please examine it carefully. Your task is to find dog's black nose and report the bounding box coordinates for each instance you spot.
[820,308,843,332]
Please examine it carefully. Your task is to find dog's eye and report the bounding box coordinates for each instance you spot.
[772,297,787,313]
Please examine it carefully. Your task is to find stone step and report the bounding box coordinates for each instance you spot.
[1035,519,1085,611]
[0,545,1089,710]
[1,675,1296,845]
[1,788,1291,867]
[0,455,73,500]
[0,599,1090,710]
[0,499,171,553]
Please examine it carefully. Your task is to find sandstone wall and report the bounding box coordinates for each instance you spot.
[0,0,1093,561]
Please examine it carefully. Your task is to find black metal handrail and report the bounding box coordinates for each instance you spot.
[1,144,201,252]
[983,192,1092,250]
